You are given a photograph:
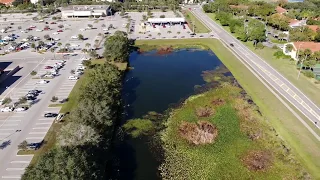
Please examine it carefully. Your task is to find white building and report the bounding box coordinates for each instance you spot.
[61,5,111,18]
[147,18,186,25]
[283,42,320,60]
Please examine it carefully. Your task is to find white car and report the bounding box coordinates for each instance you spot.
[21,30,26,33]
[44,74,54,78]
[81,57,91,61]
[37,80,49,84]
[52,32,59,35]
[68,76,79,80]
[36,29,43,32]
[54,38,60,41]
[79,28,85,31]
[15,107,28,112]
[103,28,108,31]
[1,107,14,112]
[30,25,36,28]
[71,35,78,39]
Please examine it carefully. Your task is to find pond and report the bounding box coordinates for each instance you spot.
[113,49,232,180]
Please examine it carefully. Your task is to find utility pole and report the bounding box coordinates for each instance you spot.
[297,54,308,80]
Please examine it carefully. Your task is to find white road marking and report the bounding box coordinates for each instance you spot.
[2,124,18,127]
[6,168,24,171]
[26,137,43,140]
[32,127,49,130]
[1,175,21,179]
[10,161,30,164]
[29,132,46,134]
[35,122,52,125]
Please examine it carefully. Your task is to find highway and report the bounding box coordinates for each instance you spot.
[190,7,320,135]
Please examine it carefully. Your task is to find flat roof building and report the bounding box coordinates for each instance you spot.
[147,18,186,24]
[61,5,111,18]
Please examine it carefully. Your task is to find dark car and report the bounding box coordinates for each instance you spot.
[230,43,234,47]
[59,98,68,103]
[44,113,58,118]
[27,140,43,150]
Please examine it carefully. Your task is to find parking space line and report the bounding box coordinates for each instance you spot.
[2,124,18,127]
[0,128,14,131]
[29,132,47,134]
[5,120,21,122]
[10,161,30,164]
[38,119,53,121]
[1,175,21,179]
[35,122,52,125]
[6,168,25,171]
[32,127,49,130]
[0,133,10,135]
[26,137,43,140]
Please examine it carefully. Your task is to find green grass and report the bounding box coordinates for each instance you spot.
[182,10,210,33]
[135,39,320,178]
[161,85,305,179]
[48,104,63,107]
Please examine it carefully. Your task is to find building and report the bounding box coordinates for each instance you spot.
[0,0,14,6]
[289,19,306,28]
[275,6,287,14]
[30,0,39,4]
[283,42,320,60]
[61,5,111,18]
[307,25,320,32]
[146,18,186,25]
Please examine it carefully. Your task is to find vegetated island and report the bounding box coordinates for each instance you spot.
[124,65,310,180]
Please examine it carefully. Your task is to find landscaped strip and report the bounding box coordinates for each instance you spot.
[136,38,320,179]
[182,9,210,34]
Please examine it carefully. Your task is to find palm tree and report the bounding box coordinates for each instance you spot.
[50,48,55,59]
[167,31,172,34]
[177,31,181,35]
[65,43,70,51]
[85,43,91,49]
[44,34,50,40]
[57,42,62,50]
[81,49,87,57]
[31,43,36,51]
[78,34,84,40]
[157,33,161,36]
[38,41,44,47]
[101,24,106,28]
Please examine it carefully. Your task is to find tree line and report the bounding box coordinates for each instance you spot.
[22,32,131,179]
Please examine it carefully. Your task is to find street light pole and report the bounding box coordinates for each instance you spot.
[297,54,307,80]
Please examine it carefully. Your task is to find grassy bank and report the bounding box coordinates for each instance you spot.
[182,10,210,33]
[135,39,320,178]
[161,84,307,179]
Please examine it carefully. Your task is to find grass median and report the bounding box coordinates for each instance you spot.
[182,9,210,33]
[136,38,320,178]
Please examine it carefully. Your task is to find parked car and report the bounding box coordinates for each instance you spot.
[15,107,28,112]
[71,35,78,39]
[57,29,63,32]
[27,141,43,150]
[68,76,79,80]
[52,32,59,35]
[36,29,43,32]
[1,107,14,112]
[36,80,49,84]
[45,66,53,69]
[44,113,58,117]
[50,22,56,24]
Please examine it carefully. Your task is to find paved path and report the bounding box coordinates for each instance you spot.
[190,7,320,136]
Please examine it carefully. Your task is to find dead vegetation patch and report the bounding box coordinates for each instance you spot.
[157,47,173,55]
[242,150,273,172]
[179,121,218,145]
[212,98,226,106]
[195,106,214,117]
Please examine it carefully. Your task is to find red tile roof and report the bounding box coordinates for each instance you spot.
[307,25,319,32]
[276,6,287,14]
[0,0,14,5]
[293,42,320,52]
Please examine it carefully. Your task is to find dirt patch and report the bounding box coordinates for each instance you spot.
[195,106,215,117]
[212,98,226,106]
[157,47,173,55]
[242,150,273,172]
[179,121,218,145]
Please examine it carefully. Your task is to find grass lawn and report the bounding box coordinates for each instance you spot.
[135,39,320,178]
[182,10,210,33]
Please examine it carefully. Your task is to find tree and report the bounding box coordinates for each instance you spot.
[314,31,320,42]
[87,24,93,29]
[30,71,37,76]
[57,42,62,49]
[158,32,161,36]
[31,43,36,51]
[278,33,287,41]
[289,27,314,42]
[58,122,100,146]
[85,43,91,49]
[38,41,44,47]
[285,44,294,52]
[18,140,28,150]
[44,34,50,40]
[101,24,106,28]
[78,34,84,40]
[103,31,130,62]
[247,19,266,42]
[108,24,114,30]
[65,43,70,49]
[2,97,12,105]
[18,26,22,30]
[51,96,58,102]
[18,96,27,104]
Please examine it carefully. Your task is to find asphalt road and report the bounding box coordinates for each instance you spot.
[190,7,320,133]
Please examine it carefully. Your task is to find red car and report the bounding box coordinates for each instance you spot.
[44,27,50,30]
[57,29,63,32]
[50,22,56,24]
[27,28,32,31]
[163,24,166,28]
[44,66,53,69]
[29,25,36,28]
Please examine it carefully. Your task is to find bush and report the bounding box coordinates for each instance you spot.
[273,50,284,59]
[272,45,279,49]
[2,97,12,105]
[30,71,37,76]
[160,15,165,18]
[51,96,58,102]
[303,71,315,78]
[123,119,154,138]
[255,42,264,49]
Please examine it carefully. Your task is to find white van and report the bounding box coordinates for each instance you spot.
[68,76,79,80]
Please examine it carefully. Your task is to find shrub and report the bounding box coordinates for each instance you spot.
[256,42,264,49]
[179,121,218,145]
[30,71,37,76]
[303,71,315,78]
[2,97,12,105]
[51,96,58,102]
[160,15,165,18]
[123,119,154,138]
[273,50,284,59]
